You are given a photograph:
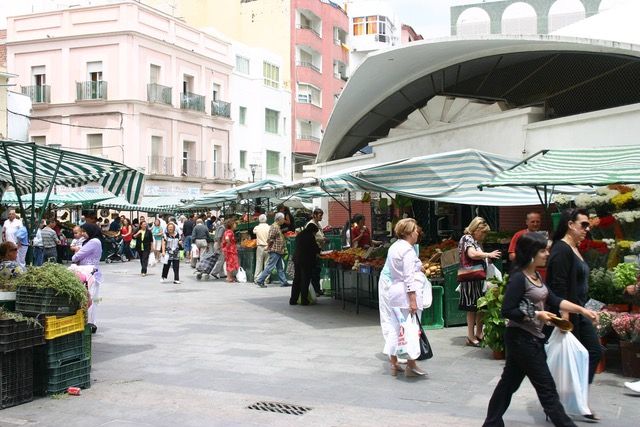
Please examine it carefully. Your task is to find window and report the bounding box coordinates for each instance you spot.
[239,106,247,125]
[297,83,321,106]
[353,17,364,35]
[87,61,102,82]
[366,16,377,34]
[32,66,45,86]
[213,145,221,177]
[266,150,280,175]
[150,64,160,84]
[265,108,279,134]
[183,75,193,93]
[151,136,163,157]
[182,140,195,176]
[235,55,250,74]
[31,136,46,146]
[87,134,103,156]
[240,150,247,169]
[263,62,279,88]
[212,83,220,101]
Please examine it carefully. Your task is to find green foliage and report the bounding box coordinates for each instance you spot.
[589,268,625,304]
[14,263,87,308]
[613,262,638,290]
[477,274,509,353]
[0,307,42,328]
[0,277,17,292]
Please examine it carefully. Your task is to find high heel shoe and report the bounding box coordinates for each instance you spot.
[583,413,601,422]
[390,364,404,377]
[466,337,481,347]
[404,366,426,377]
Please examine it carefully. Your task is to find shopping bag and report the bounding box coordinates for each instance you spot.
[236,267,247,283]
[545,328,591,416]
[160,253,169,265]
[129,240,136,249]
[457,264,486,281]
[484,263,503,292]
[148,252,157,267]
[422,275,433,309]
[297,286,316,305]
[416,314,434,360]
[192,245,200,259]
[394,308,420,360]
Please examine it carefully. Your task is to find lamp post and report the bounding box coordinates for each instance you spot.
[249,163,258,182]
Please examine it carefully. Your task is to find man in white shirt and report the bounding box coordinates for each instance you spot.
[306,208,327,296]
[253,214,271,282]
[2,210,23,244]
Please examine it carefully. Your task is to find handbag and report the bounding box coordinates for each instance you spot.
[416,314,434,361]
[457,264,486,281]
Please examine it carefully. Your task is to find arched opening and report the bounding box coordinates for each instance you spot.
[599,0,631,12]
[502,2,538,35]
[549,0,586,32]
[456,7,491,36]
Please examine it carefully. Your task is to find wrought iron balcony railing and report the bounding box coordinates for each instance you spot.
[147,83,172,105]
[76,81,107,100]
[21,85,51,103]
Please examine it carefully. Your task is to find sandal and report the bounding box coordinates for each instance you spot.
[390,364,404,377]
[466,337,481,347]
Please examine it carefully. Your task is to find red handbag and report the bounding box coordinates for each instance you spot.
[457,264,487,281]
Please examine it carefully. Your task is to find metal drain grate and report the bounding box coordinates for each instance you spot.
[247,401,312,416]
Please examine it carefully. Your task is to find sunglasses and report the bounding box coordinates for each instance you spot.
[577,221,590,230]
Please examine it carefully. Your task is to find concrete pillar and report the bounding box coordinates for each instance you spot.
[582,0,603,17]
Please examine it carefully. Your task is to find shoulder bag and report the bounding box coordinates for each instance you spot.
[457,238,486,282]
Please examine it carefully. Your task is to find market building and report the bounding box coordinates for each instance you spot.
[5,1,236,198]
[144,0,350,180]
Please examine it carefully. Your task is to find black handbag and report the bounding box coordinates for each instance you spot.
[416,314,433,360]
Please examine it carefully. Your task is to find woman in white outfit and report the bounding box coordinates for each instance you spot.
[378,218,426,377]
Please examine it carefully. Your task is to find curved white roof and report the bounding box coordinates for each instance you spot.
[318,35,640,163]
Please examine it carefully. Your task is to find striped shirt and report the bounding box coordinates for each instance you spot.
[41,227,60,248]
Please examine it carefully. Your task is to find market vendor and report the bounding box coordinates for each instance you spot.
[307,208,327,296]
[507,211,543,261]
[351,214,381,249]
[0,241,24,280]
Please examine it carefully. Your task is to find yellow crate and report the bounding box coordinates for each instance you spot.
[44,309,86,340]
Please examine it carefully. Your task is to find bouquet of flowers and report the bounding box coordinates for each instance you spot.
[597,310,614,338]
[614,210,640,241]
[579,239,610,269]
[612,313,640,342]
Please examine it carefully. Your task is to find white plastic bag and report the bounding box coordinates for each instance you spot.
[483,263,503,292]
[545,328,591,416]
[236,267,247,283]
[422,275,433,309]
[191,245,199,259]
[394,308,421,360]
[160,253,169,265]
[148,252,157,267]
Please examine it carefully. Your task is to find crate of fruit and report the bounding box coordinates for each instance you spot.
[0,310,44,353]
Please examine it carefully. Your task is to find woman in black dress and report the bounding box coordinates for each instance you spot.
[289,223,320,305]
[483,232,598,427]
[133,220,153,276]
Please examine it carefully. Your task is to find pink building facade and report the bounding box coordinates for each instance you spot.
[6,1,235,197]
[291,0,349,176]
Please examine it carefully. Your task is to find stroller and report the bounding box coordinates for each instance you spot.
[103,234,127,263]
[194,248,220,280]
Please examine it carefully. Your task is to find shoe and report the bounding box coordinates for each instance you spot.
[257,283,267,288]
[390,364,404,377]
[289,301,297,305]
[466,337,481,347]
[582,413,601,422]
[142,273,147,277]
[173,280,181,284]
[316,290,325,296]
[625,380,640,393]
[404,366,426,377]
[280,282,292,287]
[88,323,97,334]
[161,278,167,283]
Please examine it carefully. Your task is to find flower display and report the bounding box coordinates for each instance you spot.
[579,239,609,255]
[551,194,572,208]
[602,238,616,249]
[612,192,635,210]
[612,313,640,342]
[597,311,614,337]
[613,210,640,223]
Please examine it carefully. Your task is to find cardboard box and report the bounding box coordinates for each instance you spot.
[440,248,459,268]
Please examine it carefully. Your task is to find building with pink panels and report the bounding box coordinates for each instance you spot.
[6,1,238,197]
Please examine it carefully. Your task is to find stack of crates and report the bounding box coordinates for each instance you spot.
[33,310,91,395]
[0,313,44,409]
[421,285,444,329]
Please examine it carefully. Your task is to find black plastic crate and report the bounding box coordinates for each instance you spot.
[1,348,34,409]
[0,318,45,353]
[15,287,79,316]
[46,356,91,394]
[45,330,84,368]
[83,325,91,361]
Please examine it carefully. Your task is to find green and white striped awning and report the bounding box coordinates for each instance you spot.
[187,179,283,208]
[481,146,640,189]
[0,191,113,208]
[319,149,553,206]
[0,141,145,205]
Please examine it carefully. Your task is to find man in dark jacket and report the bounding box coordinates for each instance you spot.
[190,219,209,268]
[289,223,320,305]
[182,214,195,263]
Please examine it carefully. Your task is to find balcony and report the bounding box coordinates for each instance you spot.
[212,162,234,180]
[76,81,107,101]
[180,91,205,112]
[148,155,173,176]
[296,24,320,38]
[211,100,231,118]
[296,61,320,73]
[147,83,172,105]
[21,85,50,104]
[181,159,206,178]
[294,135,321,155]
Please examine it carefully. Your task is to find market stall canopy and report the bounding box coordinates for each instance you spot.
[319,149,563,206]
[0,191,113,208]
[94,196,146,213]
[318,35,640,162]
[480,146,640,193]
[187,179,282,208]
[1,191,67,207]
[138,196,186,212]
[237,178,319,200]
[0,141,145,205]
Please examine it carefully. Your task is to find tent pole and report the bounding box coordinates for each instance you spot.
[2,143,29,251]
[348,191,353,247]
[40,151,65,229]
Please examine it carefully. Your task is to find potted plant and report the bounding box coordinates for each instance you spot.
[477,274,509,359]
[589,268,628,310]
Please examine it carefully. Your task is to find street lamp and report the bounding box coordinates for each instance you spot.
[249,163,258,182]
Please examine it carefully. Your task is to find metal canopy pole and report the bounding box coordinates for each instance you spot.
[2,143,28,240]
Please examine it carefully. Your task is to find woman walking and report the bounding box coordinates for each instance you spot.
[547,208,602,420]
[221,219,239,282]
[289,222,320,305]
[71,223,103,333]
[152,218,163,262]
[457,217,501,347]
[483,232,598,427]
[161,222,182,284]
[133,220,153,276]
[120,218,134,261]
[378,218,427,377]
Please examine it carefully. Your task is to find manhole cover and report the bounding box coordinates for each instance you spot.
[247,401,311,416]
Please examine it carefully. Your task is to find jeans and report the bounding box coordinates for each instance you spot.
[43,247,57,264]
[162,259,180,281]
[33,246,44,266]
[483,327,576,427]
[184,236,192,255]
[255,252,287,285]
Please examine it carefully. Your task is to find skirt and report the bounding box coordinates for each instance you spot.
[458,280,484,312]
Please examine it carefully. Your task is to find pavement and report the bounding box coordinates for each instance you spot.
[1,260,639,427]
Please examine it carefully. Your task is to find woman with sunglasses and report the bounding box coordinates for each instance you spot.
[547,208,602,421]
[0,242,24,281]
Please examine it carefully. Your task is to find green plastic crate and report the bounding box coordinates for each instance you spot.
[46,356,91,394]
[421,286,444,329]
[444,297,467,327]
[83,325,91,361]
[15,287,79,316]
[0,347,34,409]
[45,329,84,368]
[238,247,256,283]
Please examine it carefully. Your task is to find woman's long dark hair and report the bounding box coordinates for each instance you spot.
[513,232,548,272]
[81,223,102,245]
[552,208,588,242]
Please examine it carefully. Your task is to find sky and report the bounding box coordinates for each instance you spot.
[0,0,633,36]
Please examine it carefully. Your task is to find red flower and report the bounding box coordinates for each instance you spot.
[578,239,609,255]
[599,215,615,228]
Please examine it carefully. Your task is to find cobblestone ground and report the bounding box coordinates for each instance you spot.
[1,261,639,426]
